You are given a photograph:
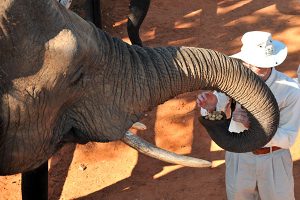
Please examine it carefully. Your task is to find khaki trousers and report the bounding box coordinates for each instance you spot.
[225,149,294,200]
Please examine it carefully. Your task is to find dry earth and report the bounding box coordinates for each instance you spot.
[1,0,300,199]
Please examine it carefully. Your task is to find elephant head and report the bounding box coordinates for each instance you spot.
[0,0,279,175]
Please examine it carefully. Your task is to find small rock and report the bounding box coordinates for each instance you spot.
[79,164,87,171]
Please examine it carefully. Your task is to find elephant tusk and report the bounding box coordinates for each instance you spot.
[122,131,212,168]
[131,122,147,130]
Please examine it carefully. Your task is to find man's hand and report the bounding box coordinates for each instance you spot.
[196,91,218,113]
[232,106,250,128]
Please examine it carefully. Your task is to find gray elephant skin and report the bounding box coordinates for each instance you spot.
[0,0,279,175]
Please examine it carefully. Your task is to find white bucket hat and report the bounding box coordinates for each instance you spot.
[231,31,287,68]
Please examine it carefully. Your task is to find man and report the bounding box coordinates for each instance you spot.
[297,64,300,83]
[197,31,300,200]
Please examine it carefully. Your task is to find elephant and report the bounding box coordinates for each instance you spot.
[0,0,280,179]
[57,0,149,46]
[67,0,102,29]
[127,0,151,46]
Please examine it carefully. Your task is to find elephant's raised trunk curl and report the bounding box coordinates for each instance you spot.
[113,43,279,153]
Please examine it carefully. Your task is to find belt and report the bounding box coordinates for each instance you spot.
[252,146,282,155]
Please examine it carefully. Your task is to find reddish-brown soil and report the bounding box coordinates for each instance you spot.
[1,0,300,199]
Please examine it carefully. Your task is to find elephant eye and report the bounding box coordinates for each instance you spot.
[69,66,84,86]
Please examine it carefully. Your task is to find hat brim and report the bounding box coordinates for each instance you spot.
[230,40,287,68]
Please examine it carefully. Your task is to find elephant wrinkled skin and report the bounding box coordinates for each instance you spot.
[0,0,279,175]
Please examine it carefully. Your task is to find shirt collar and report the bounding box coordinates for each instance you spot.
[265,68,276,86]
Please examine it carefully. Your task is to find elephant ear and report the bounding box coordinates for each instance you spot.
[198,112,271,153]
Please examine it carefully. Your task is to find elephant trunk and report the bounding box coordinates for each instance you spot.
[57,2,278,152]
[127,0,150,46]
[126,46,279,152]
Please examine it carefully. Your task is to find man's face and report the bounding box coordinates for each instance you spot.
[243,62,272,81]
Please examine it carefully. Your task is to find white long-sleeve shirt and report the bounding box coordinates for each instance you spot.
[201,68,300,149]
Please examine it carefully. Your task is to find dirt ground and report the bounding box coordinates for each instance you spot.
[1,0,300,199]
